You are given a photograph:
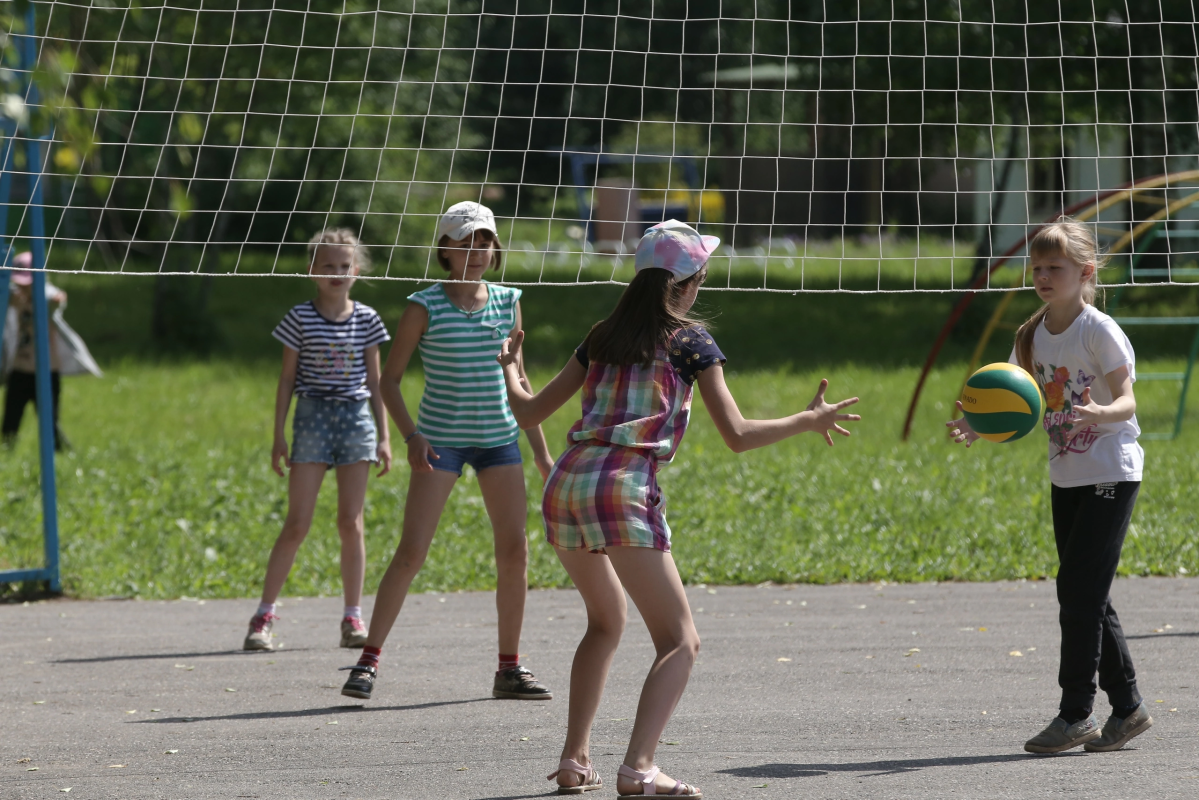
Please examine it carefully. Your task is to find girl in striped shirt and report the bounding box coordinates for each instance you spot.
[244,229,391,652]
[340,202,555,701]
[498,221,860,797]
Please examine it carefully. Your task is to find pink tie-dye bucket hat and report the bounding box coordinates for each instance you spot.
[633,219,720,280]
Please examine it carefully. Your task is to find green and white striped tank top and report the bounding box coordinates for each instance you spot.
[408,282,522,448]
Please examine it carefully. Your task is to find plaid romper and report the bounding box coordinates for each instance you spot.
[543,326,725,552]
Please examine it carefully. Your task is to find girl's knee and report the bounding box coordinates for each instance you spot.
[587,605,627,639]
[336,513,364,539]
[494,533,529,568]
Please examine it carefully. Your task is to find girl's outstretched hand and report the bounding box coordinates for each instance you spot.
[271,437,290,477]
[806,379,861,446]
[407,433,439,472]
[946,400,981,447]
[496,330,525,368]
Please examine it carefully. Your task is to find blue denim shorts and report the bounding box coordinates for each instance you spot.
[291,395,377,468]
[429,439,522,476]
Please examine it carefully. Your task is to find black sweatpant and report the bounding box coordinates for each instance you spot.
[1,369,65,450]
[1051,480,1142,713]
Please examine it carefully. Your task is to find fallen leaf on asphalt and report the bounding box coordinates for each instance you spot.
[1156,700,1165,703]
[33,701,44,705]
[1165,624,1174,629]
[456,767,468,771]
[1027,647,1036,652]
[664,741,680,745]
[225,688,237,692]
[1009,651,1024,657]
[610,718,628,721]
[1153,628,1164,633]
[26,767,39,771]
[17,758,31,764]
[752,783,768,788]
[904,649,920,657]
[982,711,987,715]
[126,710,137,714]
[149,709,161,712]
[777,657,792,662]
[327,721,338,725]
[108,765,125,768]
[164,750,178,755]
[1170,708,1178,712]
[978,627,988,632]
[855,605,867,609]
[519,737,529,741]
[59,789,70,793]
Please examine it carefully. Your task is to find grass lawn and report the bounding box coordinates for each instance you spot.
[1,359,1197,599]
[3,271,1199,598]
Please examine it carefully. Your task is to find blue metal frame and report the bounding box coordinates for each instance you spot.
[0,7,61,592]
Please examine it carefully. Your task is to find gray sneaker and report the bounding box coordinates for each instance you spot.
[1024,715,1102,753]
[340,616,368,648]
[1084,703,1154,752]
[243,613,278,651]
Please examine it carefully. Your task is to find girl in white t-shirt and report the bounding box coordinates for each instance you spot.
[948,218,1151,755]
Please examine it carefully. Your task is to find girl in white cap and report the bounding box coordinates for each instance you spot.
[340,201,556,701]
[497,220,861,797]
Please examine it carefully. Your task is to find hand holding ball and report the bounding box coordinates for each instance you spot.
[958,363,1045,443]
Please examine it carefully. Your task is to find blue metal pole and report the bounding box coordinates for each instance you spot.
[22,7,61,593]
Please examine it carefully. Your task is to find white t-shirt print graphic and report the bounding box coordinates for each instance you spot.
[1009,305,1144,488]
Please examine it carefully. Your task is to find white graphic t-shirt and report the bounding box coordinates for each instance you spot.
[1009,305,1143,488]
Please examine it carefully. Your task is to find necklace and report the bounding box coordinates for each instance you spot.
[448,285,486,317]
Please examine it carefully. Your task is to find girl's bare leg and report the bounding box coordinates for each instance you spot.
[334,461,371,609]
[552,547,627,789]
[476,463,530,655]
[362,468,458,649]
[260,463,329,605]
[604,547,700,796]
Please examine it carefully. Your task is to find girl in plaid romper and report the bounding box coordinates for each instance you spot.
[497,221,862,798]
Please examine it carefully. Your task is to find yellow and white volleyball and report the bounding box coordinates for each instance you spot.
[959,363,1045,443]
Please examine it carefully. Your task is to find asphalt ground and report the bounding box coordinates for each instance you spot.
[2,578,1197,800]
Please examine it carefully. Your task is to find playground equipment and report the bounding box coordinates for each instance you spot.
[903,170,1199,442]
[0,7,62,593]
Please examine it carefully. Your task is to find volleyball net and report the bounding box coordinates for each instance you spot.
[2,1,1199,291]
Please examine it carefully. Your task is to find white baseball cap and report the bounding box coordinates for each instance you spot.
[438,201,498,241]
[634,219,720,280]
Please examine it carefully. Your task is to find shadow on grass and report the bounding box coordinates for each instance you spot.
[719,752,1080,778]
[53,649,315,664]
[131,697,490,724]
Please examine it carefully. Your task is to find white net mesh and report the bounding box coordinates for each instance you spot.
[2,1,1199,291]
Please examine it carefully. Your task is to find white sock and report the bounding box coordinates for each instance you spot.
[257,602,277,617]
[344,605,362,619]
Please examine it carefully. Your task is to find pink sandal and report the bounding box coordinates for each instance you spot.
[547,758,603,795]
[616,764,702,798]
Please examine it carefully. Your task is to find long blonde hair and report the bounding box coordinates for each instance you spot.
[1013,217,1108,374]
[307,227,370,273]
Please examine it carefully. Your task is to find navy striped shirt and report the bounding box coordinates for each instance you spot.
[272,301,390,401]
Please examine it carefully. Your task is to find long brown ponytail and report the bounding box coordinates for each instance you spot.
[585,267,707,367]
[1013,217,1107,374]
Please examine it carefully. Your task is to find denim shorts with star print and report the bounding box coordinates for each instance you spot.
[290,395,377,467]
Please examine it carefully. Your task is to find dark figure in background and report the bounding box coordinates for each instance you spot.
[2,252,69,450]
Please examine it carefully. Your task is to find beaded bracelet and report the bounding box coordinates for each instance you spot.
[404,431,419,444]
